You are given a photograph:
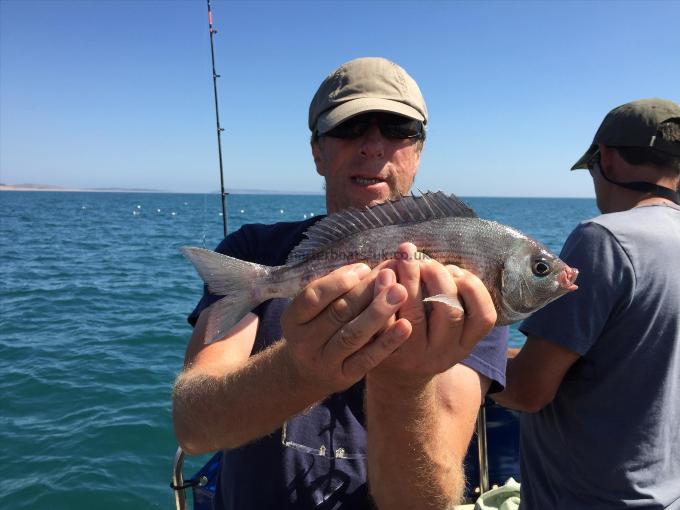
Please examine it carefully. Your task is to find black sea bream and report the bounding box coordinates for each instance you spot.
[182,192,578,343]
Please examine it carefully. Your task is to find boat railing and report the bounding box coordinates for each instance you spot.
[476,403,490,495]
[171,446,211,510]
[171,446,187,510]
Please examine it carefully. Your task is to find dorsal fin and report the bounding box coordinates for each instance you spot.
[286,191,476,264]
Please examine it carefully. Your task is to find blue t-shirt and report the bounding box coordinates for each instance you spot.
[188,218,509,509]
[518,205,680,509]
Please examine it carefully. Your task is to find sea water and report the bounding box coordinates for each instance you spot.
[0,191,597,509]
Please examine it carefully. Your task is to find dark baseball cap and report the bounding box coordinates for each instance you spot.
[309,57,428,136]
[571,98,680,170]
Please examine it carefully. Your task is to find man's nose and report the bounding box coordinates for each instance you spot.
[360,124,385,158]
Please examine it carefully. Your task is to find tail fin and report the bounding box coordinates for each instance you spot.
[181,247,272,344]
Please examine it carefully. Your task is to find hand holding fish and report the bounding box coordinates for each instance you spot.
[280,262,413,394]
[368,243,496,383]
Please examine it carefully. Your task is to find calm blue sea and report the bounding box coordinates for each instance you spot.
[0,191,597,509]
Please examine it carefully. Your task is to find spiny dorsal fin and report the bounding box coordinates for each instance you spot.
[285,191,476,264]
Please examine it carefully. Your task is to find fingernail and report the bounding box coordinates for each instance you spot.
[447,264,464,277]
[351,263,371,277]
[386,285,404,305]
[394,323,409,338]
[377,269,395,287]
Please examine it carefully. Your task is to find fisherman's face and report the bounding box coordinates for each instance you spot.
[312,114,422,214]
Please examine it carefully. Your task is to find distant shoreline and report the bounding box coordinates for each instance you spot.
[0,185,162,193]
[0,184,324,195]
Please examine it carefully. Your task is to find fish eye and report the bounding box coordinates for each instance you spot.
[532,258,552,277]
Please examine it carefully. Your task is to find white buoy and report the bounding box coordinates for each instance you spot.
[309,213,314,217]
[157,208,161,213]
[171,211,176,216]
[137,205,141,209]
[280,209,284,214]
[303,214,307,219]
[81,206,86,210]
[218,212,223,216]
[240,209,245,213]
[184,202,188,206]
[132,210,138,215]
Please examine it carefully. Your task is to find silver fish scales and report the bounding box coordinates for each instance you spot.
[182,192,578,343]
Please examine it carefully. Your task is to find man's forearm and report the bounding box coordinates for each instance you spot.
[365,375,463,510]
[492,338,579,413]
[490,357,540,412]
[173,340,327,455]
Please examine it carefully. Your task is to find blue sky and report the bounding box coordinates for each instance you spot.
[1,0,678,197]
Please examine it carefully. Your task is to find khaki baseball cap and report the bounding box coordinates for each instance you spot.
[309,57,428,135]
[571,98,680,170]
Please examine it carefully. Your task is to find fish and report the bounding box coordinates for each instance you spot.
[182,192,578,343]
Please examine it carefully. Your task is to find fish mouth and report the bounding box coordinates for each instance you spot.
[558,266,579,292]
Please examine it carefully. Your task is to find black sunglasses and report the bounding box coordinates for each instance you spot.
[322,113,423,140]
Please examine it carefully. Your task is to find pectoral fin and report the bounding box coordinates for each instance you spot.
[422,294,465,312]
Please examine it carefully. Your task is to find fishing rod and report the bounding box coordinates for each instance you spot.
[170,7,228,508]
[206,0,228,238]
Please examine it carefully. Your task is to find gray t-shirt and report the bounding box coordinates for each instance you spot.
[518,204,680,509]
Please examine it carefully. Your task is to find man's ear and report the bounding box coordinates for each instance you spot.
[599,143,612,163]
[598,143,617,177]
[600,143,635,182]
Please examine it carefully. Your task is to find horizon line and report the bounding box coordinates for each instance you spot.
[0,184,594,200]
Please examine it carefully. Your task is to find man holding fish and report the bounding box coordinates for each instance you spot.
[173,57,575,509]
[494,98,680,508]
